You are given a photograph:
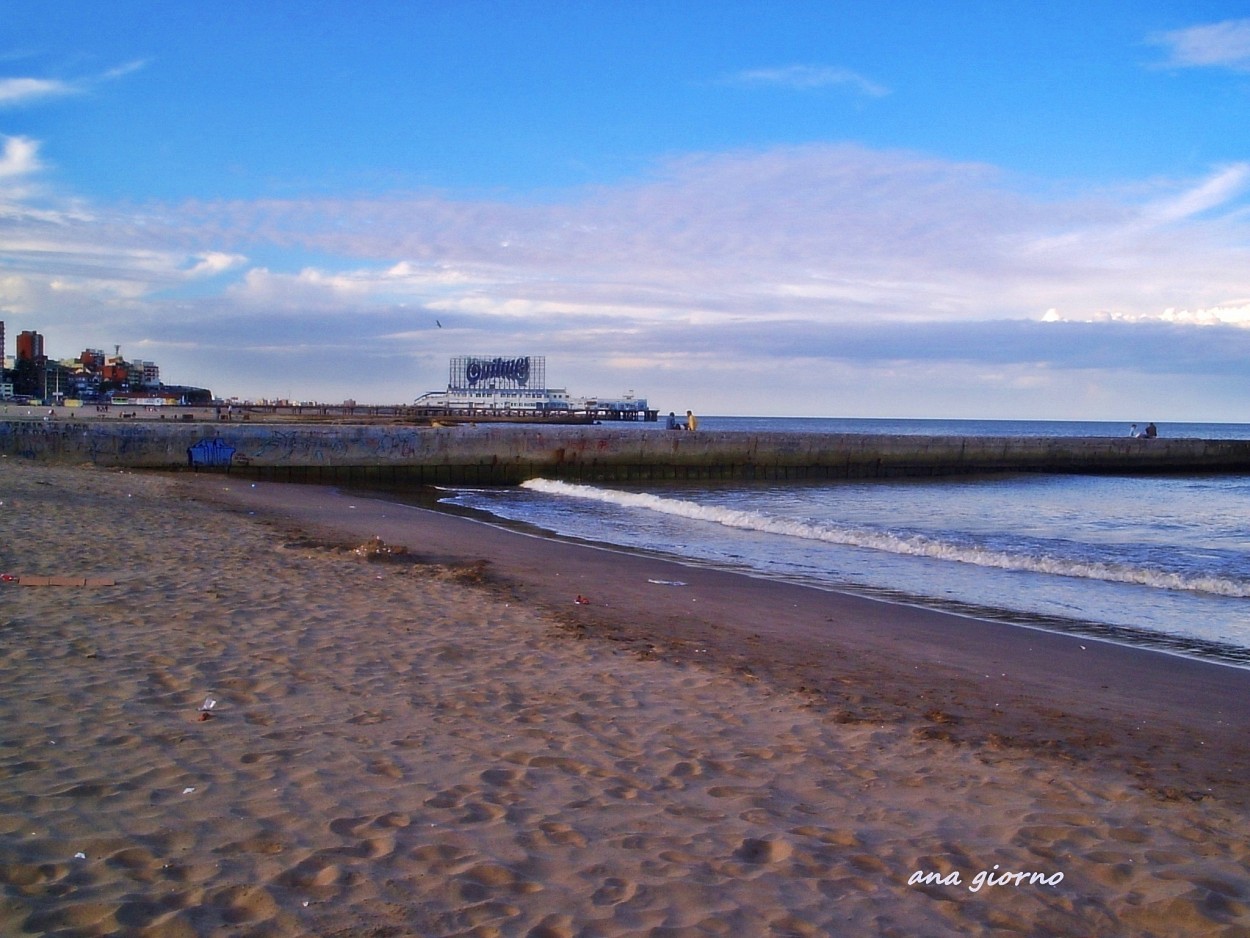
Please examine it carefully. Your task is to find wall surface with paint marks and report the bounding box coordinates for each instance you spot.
[4,420,1250,485]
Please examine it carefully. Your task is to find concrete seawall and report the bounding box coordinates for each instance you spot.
[4,420,1250,484]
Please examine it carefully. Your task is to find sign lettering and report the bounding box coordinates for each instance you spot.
[465,357,531,387]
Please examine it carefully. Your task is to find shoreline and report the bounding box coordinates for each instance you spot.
[203,475,1250,809]
[5,461,1250,935]
[388,486,1250,672]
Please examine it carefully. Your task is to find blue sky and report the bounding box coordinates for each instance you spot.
[3,1,1250,419]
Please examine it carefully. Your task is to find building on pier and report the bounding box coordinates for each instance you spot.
[413,356,657,422]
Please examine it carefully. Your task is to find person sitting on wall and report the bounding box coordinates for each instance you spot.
[686,410,698,431]
[1144,422,1157,438]
[666,412,680,430]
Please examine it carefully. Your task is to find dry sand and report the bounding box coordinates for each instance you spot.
[2,460,1249,937]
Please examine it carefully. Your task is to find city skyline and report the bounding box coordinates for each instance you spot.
[3,1,1250,419]
[0,321,195,402]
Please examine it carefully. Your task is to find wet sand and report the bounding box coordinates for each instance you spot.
[2,461,1248,936]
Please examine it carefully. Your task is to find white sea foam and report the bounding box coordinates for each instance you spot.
[520,478,1250,598]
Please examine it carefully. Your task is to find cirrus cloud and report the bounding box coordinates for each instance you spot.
[726,64,890,97]
[1151,18,1250,71]
[0,60,148,108]
[0,77,76,106]
[4,144,1250,416]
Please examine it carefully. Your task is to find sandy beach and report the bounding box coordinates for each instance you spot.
[2,460,1249,937]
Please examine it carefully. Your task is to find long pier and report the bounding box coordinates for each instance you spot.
[4,420,1250,484]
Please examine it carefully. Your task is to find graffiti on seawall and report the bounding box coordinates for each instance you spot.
[187,438,236,468]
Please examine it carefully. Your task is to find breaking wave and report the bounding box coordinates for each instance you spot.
[520,478,1250,598]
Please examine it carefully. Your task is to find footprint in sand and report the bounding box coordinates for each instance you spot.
[425,785,472,809]
[515,821,588,850]
[527,755,595,776]
[215,835,286,857]
[458,801,507,824]
[347,709,390,725]
[539,821,588,847]
[276,853,344,893]
[591,876,638,906]
[374,812,412,829]
[329,815,374,838]
[49,780,110,798]
[733,837,793,864]
[0,861,68,888]
[365,756,405,779]
[105,846,163,882]
[205,883,281,925]
[20,901,115,933]
[407,842,469,875]
[240,748,297,766]
[669,759,706,779]
[522,915,575,938]
[114,893,197,930]
[338,835,395,859]
[454,861,542,897]
[480,766,527,788]
[706,784,756,799]
[789,825,861,848]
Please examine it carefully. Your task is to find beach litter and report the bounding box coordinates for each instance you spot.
[198,697,217,721]
[353,537,410,561]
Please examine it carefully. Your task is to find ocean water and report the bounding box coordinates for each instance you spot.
[434,419,1250,667]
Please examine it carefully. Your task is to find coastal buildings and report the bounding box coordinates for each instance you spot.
[0,321,210,405]
[15,329,43,362]
[0,328,650,420]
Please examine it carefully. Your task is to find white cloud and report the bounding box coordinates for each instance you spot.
[0,135,41,178]
[0,268,152,316]
[1,228,246,321]
[109,147,1250,349]
[2,234,215,281]
[728,65,889,97]
[384,261,472,285]
[183,252,246,277]
[6,144,1250,417]
[0,77,76,106]
[1139,163,1250,225]
[224,263,472,311]
[102,60,148,81]
[226,267,363,309]
[0,60,147,108]
[1160,303,1250,326]
[1152,18,1250,71]
[1043,303,1250,328]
